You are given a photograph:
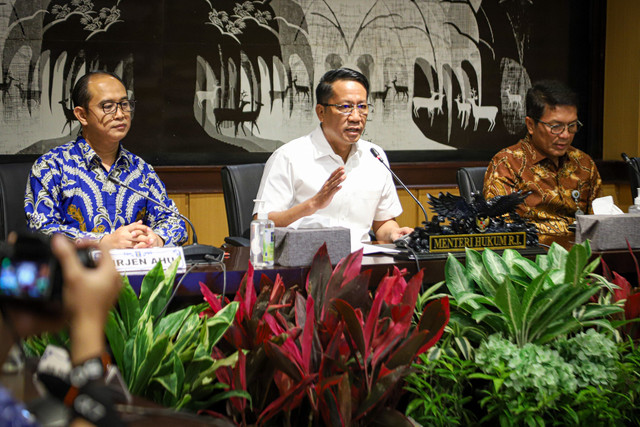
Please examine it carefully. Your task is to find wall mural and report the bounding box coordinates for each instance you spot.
[0,0,598,164]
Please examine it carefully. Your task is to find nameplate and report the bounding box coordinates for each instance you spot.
[109,247,187,274]
[428,232,526,253]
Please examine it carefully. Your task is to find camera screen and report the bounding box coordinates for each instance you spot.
[0,257,51,299]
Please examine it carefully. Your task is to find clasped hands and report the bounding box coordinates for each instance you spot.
[100,220,164,249]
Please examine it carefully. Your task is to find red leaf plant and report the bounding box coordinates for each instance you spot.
[601,240,640,340]
[200,244,450,426]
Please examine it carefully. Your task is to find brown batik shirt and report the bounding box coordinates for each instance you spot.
[483,135,601,238]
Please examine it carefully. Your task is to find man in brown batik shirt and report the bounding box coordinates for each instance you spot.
[484,80,601,247]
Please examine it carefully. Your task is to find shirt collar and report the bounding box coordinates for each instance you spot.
[521,134,570,167]
[312,125,362,163]
[76,136,133,170]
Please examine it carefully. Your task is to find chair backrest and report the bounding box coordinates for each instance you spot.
[221,163,266,240]
[0,162,33,240]
[456,166,488,203]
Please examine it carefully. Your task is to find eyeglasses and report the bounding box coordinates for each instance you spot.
[99,100,135,115]
[536,119,582,135]
[321,103,373,116]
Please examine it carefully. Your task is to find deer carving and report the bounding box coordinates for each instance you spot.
[505,87,522,109]
[392,77,409,101]
[214,98,250,134]
[292,77,310,101]
[468,89,498,131]
[412,92,446,125]
[370,85,392,105]
[196,86,221,107]
[0,75,15,101]
[233,101,263,136]
[16,82,41,106]
[268,84,290,111]
[454,94,471,128]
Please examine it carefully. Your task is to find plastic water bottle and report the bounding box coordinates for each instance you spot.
[629,188,640,214]
[250,200,275,267]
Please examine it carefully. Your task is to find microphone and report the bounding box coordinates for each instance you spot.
[622,152,640,175]
[370,147,429,225]
[109,176,224,263]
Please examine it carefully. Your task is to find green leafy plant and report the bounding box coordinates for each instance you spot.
[404,352,479,426]
[201,244,450,426]
[554,328,618,387]
[23,330,69,358]
[105,259,243,411]
[444,241,622,347]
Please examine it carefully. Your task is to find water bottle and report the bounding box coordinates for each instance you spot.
[629,188,640,214]
[250,200,275,267]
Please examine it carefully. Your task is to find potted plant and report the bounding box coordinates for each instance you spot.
[404,241,640,425]
[201,244,450,426]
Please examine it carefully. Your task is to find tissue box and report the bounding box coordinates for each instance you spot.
[575,214,640,250]
[274,227,351,267]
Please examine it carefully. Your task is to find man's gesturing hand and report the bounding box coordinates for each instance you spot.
[309,166,346,211]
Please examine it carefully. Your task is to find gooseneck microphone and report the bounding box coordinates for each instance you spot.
[622,152,640,175]
[370,147,429,225]
[109,176,224,263]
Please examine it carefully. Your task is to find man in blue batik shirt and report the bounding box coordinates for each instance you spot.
[25,71,187,248]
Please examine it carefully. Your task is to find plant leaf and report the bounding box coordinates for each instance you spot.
[334,298,366,359]
[547,242,569,271]
[263,340,303,382]
[117,280,140,336]
[354,366,410,419]
[138,261,165,309]
[307,243,333,319]
[105,311,126,369]
[493,277,523,343]
[445,254,477,308]
[205,301,238,352]
[465,248,501,297]
[565,243,588,287]
[482,249,509,288]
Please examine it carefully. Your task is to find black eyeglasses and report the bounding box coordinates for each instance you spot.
[536,119,582,135]
[321,103,373,116]
[99,100,135,115]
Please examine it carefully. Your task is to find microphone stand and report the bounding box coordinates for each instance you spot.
[622,153,640,200]
[370,147,429,225]
[109,176,224,263]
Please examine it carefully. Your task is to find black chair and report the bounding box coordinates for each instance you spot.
[221,163,266,246]
[456,166,487,203]
[0,162,34,240]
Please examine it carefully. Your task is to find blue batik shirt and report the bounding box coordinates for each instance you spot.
[24,137,188,246]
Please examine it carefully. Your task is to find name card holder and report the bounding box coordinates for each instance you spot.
[108,247,187,275]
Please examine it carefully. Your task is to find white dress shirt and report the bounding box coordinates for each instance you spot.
[254,125,402,250]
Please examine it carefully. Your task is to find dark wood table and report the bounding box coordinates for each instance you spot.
[126,245,548,306]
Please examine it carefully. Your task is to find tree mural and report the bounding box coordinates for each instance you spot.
[0,0,600,162]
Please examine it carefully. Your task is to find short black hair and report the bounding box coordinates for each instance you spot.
[526,80,578,121]
[71,70,126,109]
[315,68,369,105]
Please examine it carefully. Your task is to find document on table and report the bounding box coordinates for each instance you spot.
[362,243,401,255]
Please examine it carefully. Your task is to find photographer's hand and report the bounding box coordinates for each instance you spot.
[52,235,122,364]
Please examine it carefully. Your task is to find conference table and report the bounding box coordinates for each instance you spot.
[125,240,640,308]
[127,244,549,307]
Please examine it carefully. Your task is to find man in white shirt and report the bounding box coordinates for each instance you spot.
[254,68,413,249]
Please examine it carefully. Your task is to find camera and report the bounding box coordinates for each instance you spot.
[0,233,94,314]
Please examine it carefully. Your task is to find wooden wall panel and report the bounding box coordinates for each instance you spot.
[395,186,459,229]
[168,193,191,243]
[188,194,229,247]
[161,161,630,246]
